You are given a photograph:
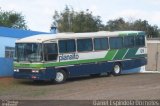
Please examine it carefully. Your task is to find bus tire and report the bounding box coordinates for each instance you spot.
[112,63,121,76]
[54,70,67,84]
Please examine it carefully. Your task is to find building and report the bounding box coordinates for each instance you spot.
[0,27,50,77]
[146,38,160,71]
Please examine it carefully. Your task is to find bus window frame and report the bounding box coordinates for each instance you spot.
[42,40,58,62]
[58,39,76,54]
[109,36,124,50]
[123,35,135,48]
[134,35,146,47]
[77,38,94,53]
[93,37,109,51]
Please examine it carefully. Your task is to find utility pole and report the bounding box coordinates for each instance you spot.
[67,5,72,32]
[68,11,71,32]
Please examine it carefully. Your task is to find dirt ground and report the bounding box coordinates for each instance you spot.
[0,73,160,100]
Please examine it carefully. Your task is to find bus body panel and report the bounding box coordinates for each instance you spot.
[65,62,114,77]
[14,58,147,80]
[14,67,56,80]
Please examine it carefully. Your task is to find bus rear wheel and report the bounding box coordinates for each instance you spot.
[54,70,67,84]
[112,63,121,76]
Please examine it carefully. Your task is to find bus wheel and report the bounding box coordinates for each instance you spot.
[54,70,67,84]
[112,63,121,76]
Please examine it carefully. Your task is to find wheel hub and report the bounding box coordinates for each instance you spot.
[55,72,64,82]
[114,65,120,74]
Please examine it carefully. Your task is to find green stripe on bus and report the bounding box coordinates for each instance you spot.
[113,48,128,60]
[119,33,138,37]
[123,48,137,59]
[124,48,147,59]
[105,50,117,60]
[14,63,44,69]
[138,32,146,35]
[128,33,137,36]
[15,58,107,68]
[44,58,105,67]
[119,33,127,37]
[14,47,147,69]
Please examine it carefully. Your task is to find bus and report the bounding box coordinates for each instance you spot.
[14,31,147,83]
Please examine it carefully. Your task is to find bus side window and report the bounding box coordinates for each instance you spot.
[135,35,145,47]
[59,39,76,53]
[124,36,134,48]
[109,37,123,49]
[44,43,58,61]
[94,38,109,50]
[77,38,93,52]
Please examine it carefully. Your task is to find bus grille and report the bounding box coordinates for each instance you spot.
[19,69,32,73]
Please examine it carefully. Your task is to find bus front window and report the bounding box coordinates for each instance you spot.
[44,43,58,61]
[15,43,42,62]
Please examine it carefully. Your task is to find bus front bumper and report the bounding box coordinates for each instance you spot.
[13,68,56,81]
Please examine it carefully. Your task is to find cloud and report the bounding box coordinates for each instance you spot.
[149,11,160,26]
[0,0,60,32]
[0,0,160,32]
[89,5,98,14]
[147,0,160,5]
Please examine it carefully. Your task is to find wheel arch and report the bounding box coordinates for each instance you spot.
[57,68,69,78]
[114,61,123,70]
[112,61,122,76]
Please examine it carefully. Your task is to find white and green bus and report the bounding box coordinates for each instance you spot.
[14,31,147,83]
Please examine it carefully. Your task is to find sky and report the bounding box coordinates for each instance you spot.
[0,0,160,32]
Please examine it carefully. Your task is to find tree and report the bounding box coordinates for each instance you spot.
[52,6,104,32]
[105,18,129,31]
[0,8,27,29]
[105,18,159,38]
[52,6,159,37]
[132,19,159,37]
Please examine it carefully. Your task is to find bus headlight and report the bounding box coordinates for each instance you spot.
[32,70,39,73]
[14,69,19,72]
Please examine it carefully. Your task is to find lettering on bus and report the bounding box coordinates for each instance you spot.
[59,53,79,62]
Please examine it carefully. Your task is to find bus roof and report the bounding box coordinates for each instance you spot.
[16,31,145,43]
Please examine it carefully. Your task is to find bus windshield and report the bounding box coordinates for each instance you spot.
[15,43,42,62]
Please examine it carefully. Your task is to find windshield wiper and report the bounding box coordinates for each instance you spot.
[27,56,33,63]
[29,59,33,63]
